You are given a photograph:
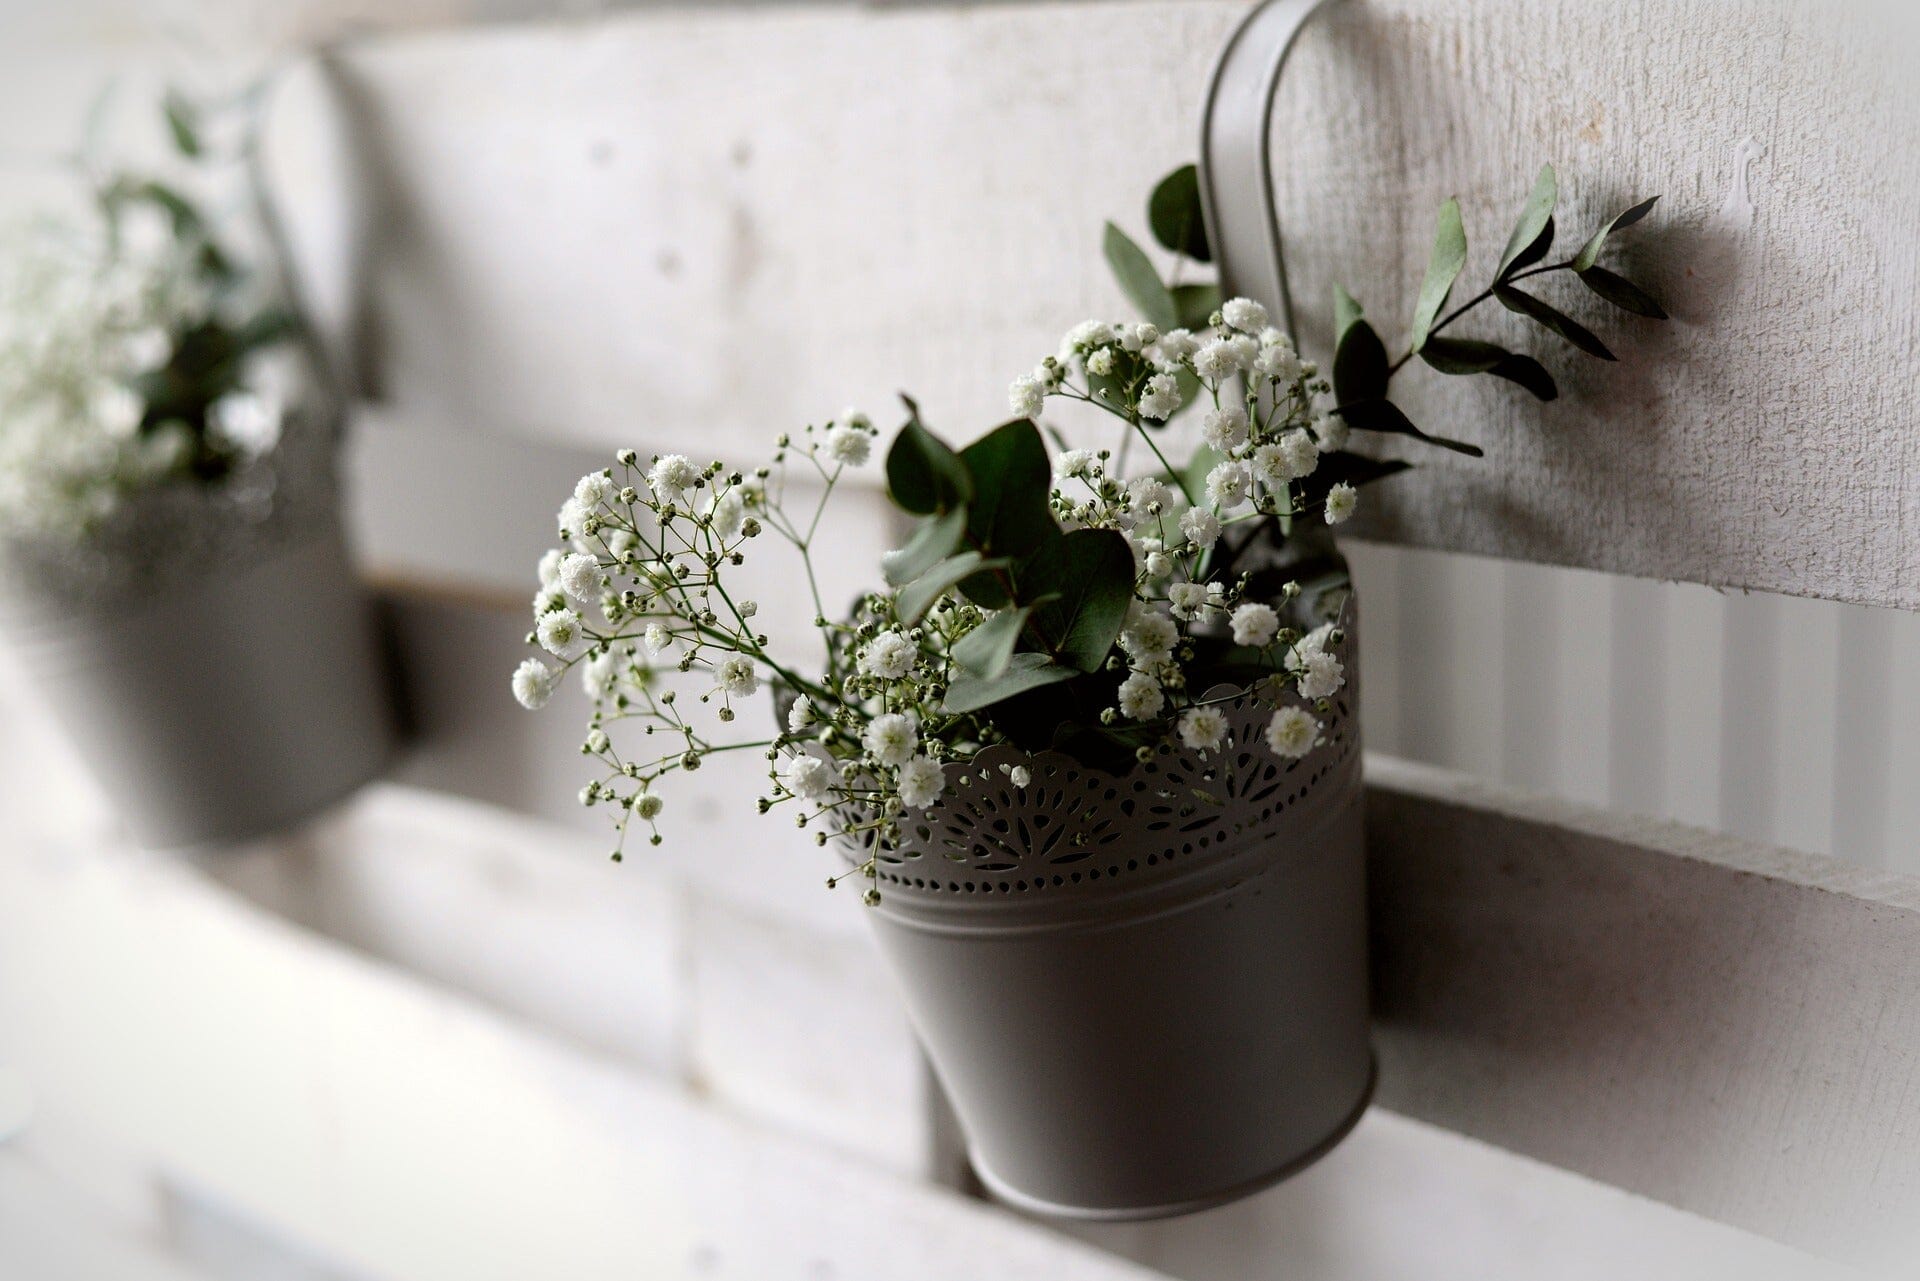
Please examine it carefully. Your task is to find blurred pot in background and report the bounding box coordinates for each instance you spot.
[0,87,394,848]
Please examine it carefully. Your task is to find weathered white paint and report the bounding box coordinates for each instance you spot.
[265,0,1920,607]
[0,825,1172,1281]
[1366,753,1920,1267]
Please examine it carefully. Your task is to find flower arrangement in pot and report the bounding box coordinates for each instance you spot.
[513,164,1667,1217]
[0,89,395,847]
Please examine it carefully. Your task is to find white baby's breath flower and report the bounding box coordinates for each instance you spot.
[1169,581,1215,622]
[537,548,565,590]
[1193,339,1241,382]
[1008,765,1032,788]
[1116,671,1165,721]
[1221,297,1269,333]
[533,588,567,617]
[511,658,557,709]
[1253,339,1301,382]
[557,497,590,540]
[1178,706,1228,753]
[1279,429,1319,479]
[897,755,947,810]
[1126,477,1173,521]
[824,425,872,467]
[1265,705,1321,758]
[709,490,746,540]
[1152,328,1199,365]
[1180,507,1222,549]
[558,552,602,602]
[787,695,817,732]
[644,622,674,654]
[1227,333,1260,369]
[1324,482,1358,525]
[716,654,758,698]
[647,454,699,506]
[537,609,588,659]
[1120,610,1178,665]
[1061,320,1115,359]
[1293,650,1346,700]
[863,713,919,767]
[1144,550,1173,580]
[635,793,664,820]
[580,649,620,700]
[1055,449,1097,481]
[1201,404,1250,453]
[208,390,281,452]
[1086,347,1116,377]
[1205,460,1252,511]
[1009,373,1047,419]
[1136,372,1181,420]
[1312,412,1350,453]
[859,631,917,680]
[1297,622,1338,657]
[1230,602,1280,648]
[782,754,833,800]
[575,471,614,508]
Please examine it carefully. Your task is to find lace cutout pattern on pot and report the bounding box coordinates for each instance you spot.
[846,607,1360,899]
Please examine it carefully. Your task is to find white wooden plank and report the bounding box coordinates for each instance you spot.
[1605,575,1667,815]
[1366,753,1920,1266]
[261,0,1920,607]
[0,832,1170,1281]
[1717,589,1780,844]
[1828,606,1892,868]
[1552,562,1614,809]
[1659,580,1726,833]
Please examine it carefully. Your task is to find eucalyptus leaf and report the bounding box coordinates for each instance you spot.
[884,507,968,587]
[1572,196,1659,272]
[1576,266,1668,318]
[1022,527,1136,672]
[897,552,1008,625]
[1171,282,1222,331]
[1148,164,1212,262]
[1494,284,1616,360]
[1503,215,1556,279]
[944,651,1078,715]
[1410,198,1467,352]
[1496,164,1558,280]
[1418,335,1506,375]
[1333,283,1365,346]
[951,603,1046,678]
[1337,399,1484,457]
[885,407,973,515]
[959,419,1056,559]
[1103,222,1177,330]
[1332,316,1389,405]
[163,89,202,158]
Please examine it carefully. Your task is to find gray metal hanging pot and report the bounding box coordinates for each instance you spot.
[846,0,1369,1220]
[0,497,395,849]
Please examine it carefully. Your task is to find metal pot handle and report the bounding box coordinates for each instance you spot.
[1198,0,1338,340]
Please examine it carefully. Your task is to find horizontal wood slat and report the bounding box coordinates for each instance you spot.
[1366,754,1920,1266]
[265,0,1920,607]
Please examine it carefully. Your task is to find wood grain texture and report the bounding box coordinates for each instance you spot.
[1366,753,1920,1266]
[264,0,1920,607]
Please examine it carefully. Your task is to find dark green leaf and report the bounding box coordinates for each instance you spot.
[1494,284,1616,360]
[944,651,1077,715]
[951,603,1047,679]
[1333,283,1365,347]
[1103,222,1177,330]
[1410,198,1466,352]
[1171,282,1221,331]
[1576,266,1668,319]
[1021,528,1135,672]
[896,551,1008,624]
[884,508,968,587]
[1418,335,1507,375]
[1337,399,1484,456]
[1504,215,1555,279]
[163,89,202,157]
[959,418,1058,562]
[885,405,973,515]
[1572,196,1659,272]
[1496,164,1558,280]
[1332,316,1389,405]
[1147,164,1212,263]
[1489,353,1557,400]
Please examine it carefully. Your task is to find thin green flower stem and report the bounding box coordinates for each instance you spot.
[1386,258,1576,377]
[1056,384,1197,508]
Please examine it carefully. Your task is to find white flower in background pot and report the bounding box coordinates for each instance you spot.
[0,89,394,848]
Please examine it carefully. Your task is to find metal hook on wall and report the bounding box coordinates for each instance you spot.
[1198,0,1339,341]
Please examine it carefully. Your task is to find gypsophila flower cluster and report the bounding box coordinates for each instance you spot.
[517,301,1355,899]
